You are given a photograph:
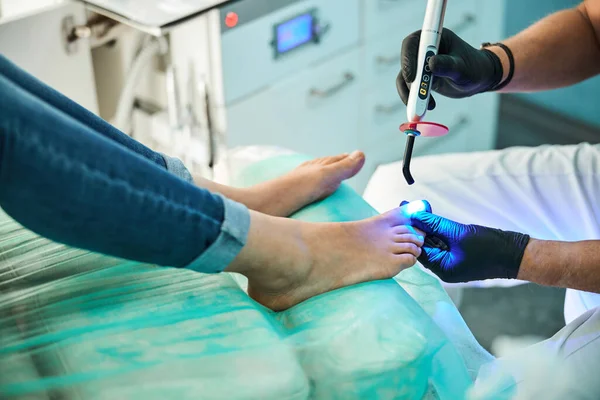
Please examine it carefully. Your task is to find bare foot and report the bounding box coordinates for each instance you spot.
[226,206,423,311]
[246,151,366,217]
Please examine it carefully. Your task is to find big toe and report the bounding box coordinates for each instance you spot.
[326,151,365,178]
[378,207,412,227]
[319,153,349,165]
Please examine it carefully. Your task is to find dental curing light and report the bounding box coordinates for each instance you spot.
[400,200,449,250]
[402,199,432,216]
[401,0,449,185]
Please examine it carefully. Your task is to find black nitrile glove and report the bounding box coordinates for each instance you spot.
[409,211,530,283]
[397,28,504,110]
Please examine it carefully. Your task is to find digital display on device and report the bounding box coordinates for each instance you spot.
[276,13,314,54]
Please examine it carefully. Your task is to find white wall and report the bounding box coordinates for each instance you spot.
[504,0,600,128]
[0,0,63,19]
[0,1,99,113]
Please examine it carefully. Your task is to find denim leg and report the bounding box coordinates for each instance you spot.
[0,54,193,181]
[0,74,249,272]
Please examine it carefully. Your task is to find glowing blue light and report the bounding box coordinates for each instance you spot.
[276,14,313,53]
[404,200,428,216]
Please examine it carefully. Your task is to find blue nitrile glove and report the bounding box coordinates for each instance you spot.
[407,210,531,283]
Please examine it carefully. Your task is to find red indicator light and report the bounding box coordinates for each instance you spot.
[225,12,238,28]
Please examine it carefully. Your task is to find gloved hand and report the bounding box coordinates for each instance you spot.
[408,210,530,283]
[396,28,504,110]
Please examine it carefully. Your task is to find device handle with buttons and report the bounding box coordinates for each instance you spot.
[401,0,448,186]
[406,0,447,122]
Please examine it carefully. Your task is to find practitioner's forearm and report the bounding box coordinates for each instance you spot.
[490,2,600,92]
[518,239,600,293]
[224,210,306,278]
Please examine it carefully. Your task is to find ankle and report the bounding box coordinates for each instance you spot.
[225,212,313,283]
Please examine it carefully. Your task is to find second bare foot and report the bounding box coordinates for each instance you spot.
[241,207,423,311]
[246,151,366,217]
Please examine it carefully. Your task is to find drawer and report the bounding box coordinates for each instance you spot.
[226,49,362,158]
[360,86,473,165]
[363,0,422,41]
[221,0,360,104]
[364,0,479,41]
[364,0,479,90]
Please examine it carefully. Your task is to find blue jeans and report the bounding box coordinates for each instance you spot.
[0,55,249,273]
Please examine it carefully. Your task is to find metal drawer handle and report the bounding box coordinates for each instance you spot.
[415,115,470,154]
[431,115,469,143]
[309,72,355,98]
[374,14,476,67]
[375,55,399,66]
[378,0,409,8]
[375,101,404,115]
[451,13,477,34]
[449,115,470,132]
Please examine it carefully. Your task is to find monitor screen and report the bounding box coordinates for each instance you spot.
[276,13,314,54]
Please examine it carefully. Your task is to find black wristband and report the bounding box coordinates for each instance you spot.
[502,231,531,280]
[481,42,515,91]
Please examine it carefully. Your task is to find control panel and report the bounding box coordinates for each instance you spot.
[220,0,359,104]
[418,49,435,100]
[272,10,327,58]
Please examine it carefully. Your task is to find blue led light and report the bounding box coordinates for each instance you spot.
[276,13,313,54]
[404,200,428,216]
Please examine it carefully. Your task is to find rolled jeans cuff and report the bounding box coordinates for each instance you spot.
[186,194,250,273]
[160,154,250,273]
[162,154,194,183]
